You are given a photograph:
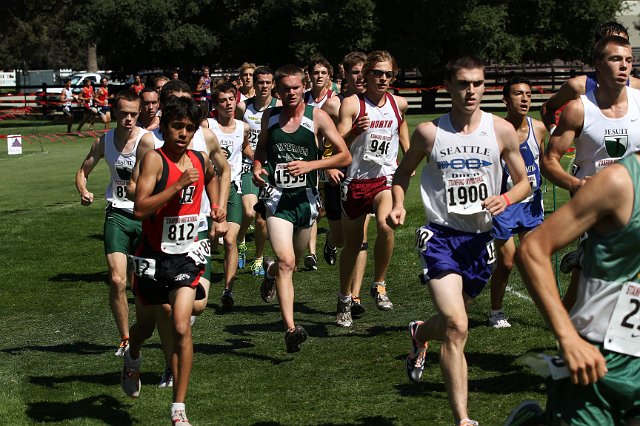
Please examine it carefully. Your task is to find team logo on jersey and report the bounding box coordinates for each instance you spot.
[180,186,196,204]
[437,158,492,170]
[115,166,132,181]
[604,135,628,157]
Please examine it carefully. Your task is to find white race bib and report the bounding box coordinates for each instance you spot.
[274,163,306,188]
[187,238,210,265]
[113,179,128,202]
[161,214,199,254]
[362,133,391,166]
[445,174,489,215]
[415,226,434,252]
[129,256,157,279]
[241,163,251,175]
[259,182,276,200]
[604,281,640,356]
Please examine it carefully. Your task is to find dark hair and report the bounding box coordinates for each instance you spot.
[342,52,367,73]
[159,80,192,106]
[64,78,71,84]
[254,66,273,80]
[444,55,484,81]
[160,96,202,128]
[594,21,628,44]
[114,89,140,109]
[212,82,237,103]
[593,35,631,64]
[502,76,532,98]
[139,87,158,99]
[274,64,304,87]
[307,56,333,77]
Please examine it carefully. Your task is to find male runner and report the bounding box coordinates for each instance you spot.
[302,56,337,271]
[121,96,221,426]
[540,21,638,132]
[237,62,256,102]
[541,35,640,309]
[387,55,529,426]
[60,78,74,134]
[75,89,148,356]
[513,152,640,426]
[252,64,351,352]
[206,83,251,307]
[95,77,111,130]
[336,50,409,326]
[77,78,97,132]
[321,52,369,317]
[488,76,546,328]
[137,88,160,130]
[235,66,281,276]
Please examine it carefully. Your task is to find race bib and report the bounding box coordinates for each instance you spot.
[486,240,496,264]
[248,128,260,151]
[274,163,306,189]
[604,281,640,356]
[187,238,210,265]
[340,181,349,202]
[259,182,276,200]
[129,255,157,279]
[161,214,199,254]
[362,133,391,166]
[415,226,434,252]
[241,163,252,175]
[114,179,128,202]
[319,169,328,183]
[445,175,489,215]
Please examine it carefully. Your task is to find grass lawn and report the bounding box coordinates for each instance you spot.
[0,114,572,425]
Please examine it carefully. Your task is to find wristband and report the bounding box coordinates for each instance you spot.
[501,194,511,207]
[211,203,220,209]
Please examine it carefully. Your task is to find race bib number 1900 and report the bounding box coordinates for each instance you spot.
[445,175,489,215]
[604,281,640,357]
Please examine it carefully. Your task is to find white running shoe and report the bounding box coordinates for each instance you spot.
[171,409,191,425]
[336,298,353,327]
[121,351,141,398]
[489,311,512,328]
[115,337,129,357]
[158,366,173,388]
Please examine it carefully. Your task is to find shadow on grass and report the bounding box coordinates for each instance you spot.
[88,233,104,241]
[195,338,291,365]
[317,416,395,426]
[49,271,108,284]
[30,371,158,388]
[1,341,115,356]
[26,394,132,425]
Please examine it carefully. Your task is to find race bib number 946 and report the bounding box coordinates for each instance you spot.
[604,281,640,356]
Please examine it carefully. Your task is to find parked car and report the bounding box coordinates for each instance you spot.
[39,72,107,95]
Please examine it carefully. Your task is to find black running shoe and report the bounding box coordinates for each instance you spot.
[284,325,308,353]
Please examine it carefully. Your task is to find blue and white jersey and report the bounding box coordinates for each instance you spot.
[500,117,541,204]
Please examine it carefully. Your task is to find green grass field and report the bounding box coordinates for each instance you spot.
[0,115,572,425]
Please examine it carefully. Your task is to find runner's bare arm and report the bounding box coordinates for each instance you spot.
[126,132,155,200]
[540,76,585,131]
[252,109,271,187]
[204,128,229,222]
[75,135,105,206]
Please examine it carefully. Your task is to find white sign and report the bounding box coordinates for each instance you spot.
[7,134,22,155]
[0,71,16,87]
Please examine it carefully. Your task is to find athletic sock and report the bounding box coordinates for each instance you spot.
[372,281,386,288]
[339,294,352,303]
[490,309,503,316]
[171,402,186,416]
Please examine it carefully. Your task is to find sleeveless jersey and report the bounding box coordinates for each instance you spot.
[142,148,205,254]
[501,117,542,204]
[266,105,318,192]
[304,89,334,108]
[105,127,148,211]
[570,155,640,344]
[242,97,278,172]
[574,87,640,179]
[80,86,94,106]
[585,71,631,93]
[345,93,403,182]
[151,127,210,231]
[207,118,244,184]
[62,88,73,106]
[96,87,108,106]
[421,111,503,233]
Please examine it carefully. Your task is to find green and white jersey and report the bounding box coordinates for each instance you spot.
[571,155,640,347]
[242,96,278,170]
[105,127,148,211]
[265,104,318,193]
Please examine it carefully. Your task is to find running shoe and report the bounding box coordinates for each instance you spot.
[260,258,276,303]
[121,351,141,398]
[250,257,264,276]
[115,337,129,357]
[406,321,427,382]
[304,254,318,271]
[323,239,337,265]
[459,420,479,426]
[171,409,191,426]
[158,366,173,388]
[371,284,393,310]
[336,298,353,327]
[238,242,247,269]
[350,296,365,317]
[489,311,511,328]
[284,325,308,353]
[503,400,544,426]
[221,288,234,307]
[560,247,584,273]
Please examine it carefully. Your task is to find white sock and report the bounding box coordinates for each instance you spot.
[339,294,352,303]
[171,402,186,415]
[372,281,385,288]
[490,309,503,317]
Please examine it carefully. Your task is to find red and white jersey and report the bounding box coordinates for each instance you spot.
[304,89,334,108]
[345,93,403,183]
[142,148,205,254]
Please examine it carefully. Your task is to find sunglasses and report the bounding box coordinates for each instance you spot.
[370,70,393,78]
